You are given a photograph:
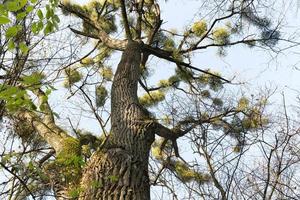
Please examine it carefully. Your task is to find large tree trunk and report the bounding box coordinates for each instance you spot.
[79,41,155,200]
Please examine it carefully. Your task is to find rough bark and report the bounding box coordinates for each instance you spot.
[79,41,155,200]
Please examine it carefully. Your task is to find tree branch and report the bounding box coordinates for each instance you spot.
[0,162,36,200]
[120,0,132,40]
[60,3,127,50]
[142,44,231,83]
[69,26,99,39]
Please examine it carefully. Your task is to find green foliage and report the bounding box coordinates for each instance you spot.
[198,70,223,91]
[241,108,268,130]
[144,9,157,28]
[174,161,210,184]
[220,97,269,149]
[0,16,11,25]
[81,145,91,157]
[64,68,82,87]
[151,138,173,160]
[19,41,29,54]
[31,21,44,34]
[45,137,84,186]
[100,66,113,81]
[212,27,230,44]
[158,75,180,89]
[68,186,83,198]
[62,1,117,35]
[5,25,22,38]
[4,0,28,12]
[192,20,207,37]
[60,137,81,156]
[0,0,59,62]
[12,117,41,144]
[91,180,103,189]
[168,75,180,86]
[8,40,15,50]
[26,0,60,35]
[7,0,59,35]
[77,129,103,153]
[95,85,108,107]
[21,72,44,89]
[1,0,35,55]
[139,90,165,107]
[95,45,113,63]
[175,67,194,82]
[172,50,183,61]
[260,29,280,46]
[212,98,223,107]
[163,37,176,51]
[27,161,50,182]
[0,85,35,112]
[200,90,211,98]
[237,97,249,111]
[211,117,223,129]
[158,80,170,87]
[44,4,60,35]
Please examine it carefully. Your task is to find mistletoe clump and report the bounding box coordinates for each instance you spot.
[192,20,207,37]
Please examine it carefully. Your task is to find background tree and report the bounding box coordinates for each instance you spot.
[0,0,299,199]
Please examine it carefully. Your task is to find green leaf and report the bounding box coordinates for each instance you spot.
[16,11,27,20]
[0,5,5,13]
[46,4,50,11]
[6,1,19,11]
[21,73,43,86]
[0,16,11,25]
[30,0,38,3]
[6,0,27,11]
[28,161,35,170]
[31,22,38,33]
[38,21,44,31]
[45,5,53,19]
[0,86,18,98]
[26,5,34,13]
[8,40,15,50]
[45,89,52,96]
[44,22,53,34]
[53,14,60,23]
[37,9,43,20]
[6,26,19,38]
[19,0,28,9]
[53,21,58,30]
[19,42,29,54]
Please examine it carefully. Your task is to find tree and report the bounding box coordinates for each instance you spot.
[0,0,299,199]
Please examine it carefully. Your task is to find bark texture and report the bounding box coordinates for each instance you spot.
[79,41,155,200]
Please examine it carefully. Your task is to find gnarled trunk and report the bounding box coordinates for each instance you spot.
[79,41,155,200]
